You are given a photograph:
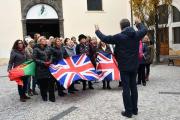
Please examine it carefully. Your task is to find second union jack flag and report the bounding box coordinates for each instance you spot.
[49,54,99,89]
[96,52,120,81]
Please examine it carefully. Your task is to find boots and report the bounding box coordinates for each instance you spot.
[118,81,122,87]
[88,81,94,89]
[102,81,106,89]
[103,81,111,89]
[107,81,111,89]
[82,80,86,90]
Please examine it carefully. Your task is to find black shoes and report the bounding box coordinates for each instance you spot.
[118,82,122,87]
[83,86,94,90]
[121,111,132,118]
[49,98,56,102]
[103,86,112,89]
[89,86,94,89]
[42,97,55,102]
[132,111,138,115]
[142,82,146,86]
[107,85,111,90]
[42,97,47,101]
[82,87,86,91]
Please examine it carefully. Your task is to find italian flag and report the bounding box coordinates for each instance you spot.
[8,60,35,86]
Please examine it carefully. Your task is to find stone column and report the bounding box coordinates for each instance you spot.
[21,19,27,37]
[59,19,64,37]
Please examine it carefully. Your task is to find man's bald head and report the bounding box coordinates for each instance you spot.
[120,19,130,30]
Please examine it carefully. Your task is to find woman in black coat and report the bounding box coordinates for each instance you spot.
[33,36,55,102]
[51,37,68,96]
[8,40,30,102]
[76,34,94,90]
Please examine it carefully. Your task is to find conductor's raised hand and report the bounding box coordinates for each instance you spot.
[95,25,99,31]
[134,17,141,25]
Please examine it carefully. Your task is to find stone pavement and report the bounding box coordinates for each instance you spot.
[0,65,180,120]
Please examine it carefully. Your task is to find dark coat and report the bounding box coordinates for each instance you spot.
[76,43,92,57]
[95,23,148,72]
[33,45,52,79]
[8,49,27,71]
[51,46,68,64]
[76,43,96,66]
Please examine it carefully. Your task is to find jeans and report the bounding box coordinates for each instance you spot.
[120,71,138,114]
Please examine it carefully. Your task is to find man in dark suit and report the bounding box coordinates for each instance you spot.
[95,18,147,118]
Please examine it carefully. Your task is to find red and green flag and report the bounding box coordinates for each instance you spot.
[8,60,35,86]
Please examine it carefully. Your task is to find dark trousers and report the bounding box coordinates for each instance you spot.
[138,64,146,84]
[38,77,55,100]
[145,64,150,77]
[68,83,75,91]
[18,76,28,97]
[56,80,65,94]
[102,80,111,87]
[82,80,93,89]
[121,71,138,114]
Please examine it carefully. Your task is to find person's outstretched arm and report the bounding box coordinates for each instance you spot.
[136,23,148,40]
[134,18,148,40]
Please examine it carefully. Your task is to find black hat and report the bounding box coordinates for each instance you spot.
[78,34,87,41]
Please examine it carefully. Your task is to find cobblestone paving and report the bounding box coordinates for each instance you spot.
[0,65,180,120]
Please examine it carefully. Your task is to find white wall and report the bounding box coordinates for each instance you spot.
[169,0,180,51]
[62,0,130,39]
[0,0,131,58]
[0,0,23,58]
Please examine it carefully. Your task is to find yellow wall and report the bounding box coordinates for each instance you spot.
[62,0,130,38]
[0,0,23,58]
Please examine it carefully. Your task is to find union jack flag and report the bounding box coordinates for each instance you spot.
[96,52,120,81]
[49,54,99,89]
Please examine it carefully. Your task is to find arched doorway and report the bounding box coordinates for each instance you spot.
[21,0,64,37]
[26,4,60,38]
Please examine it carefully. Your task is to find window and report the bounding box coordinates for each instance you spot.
[158,5,168,24]
[87,0,102,11]
[173,27,180,44]
[173,6,180,22]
